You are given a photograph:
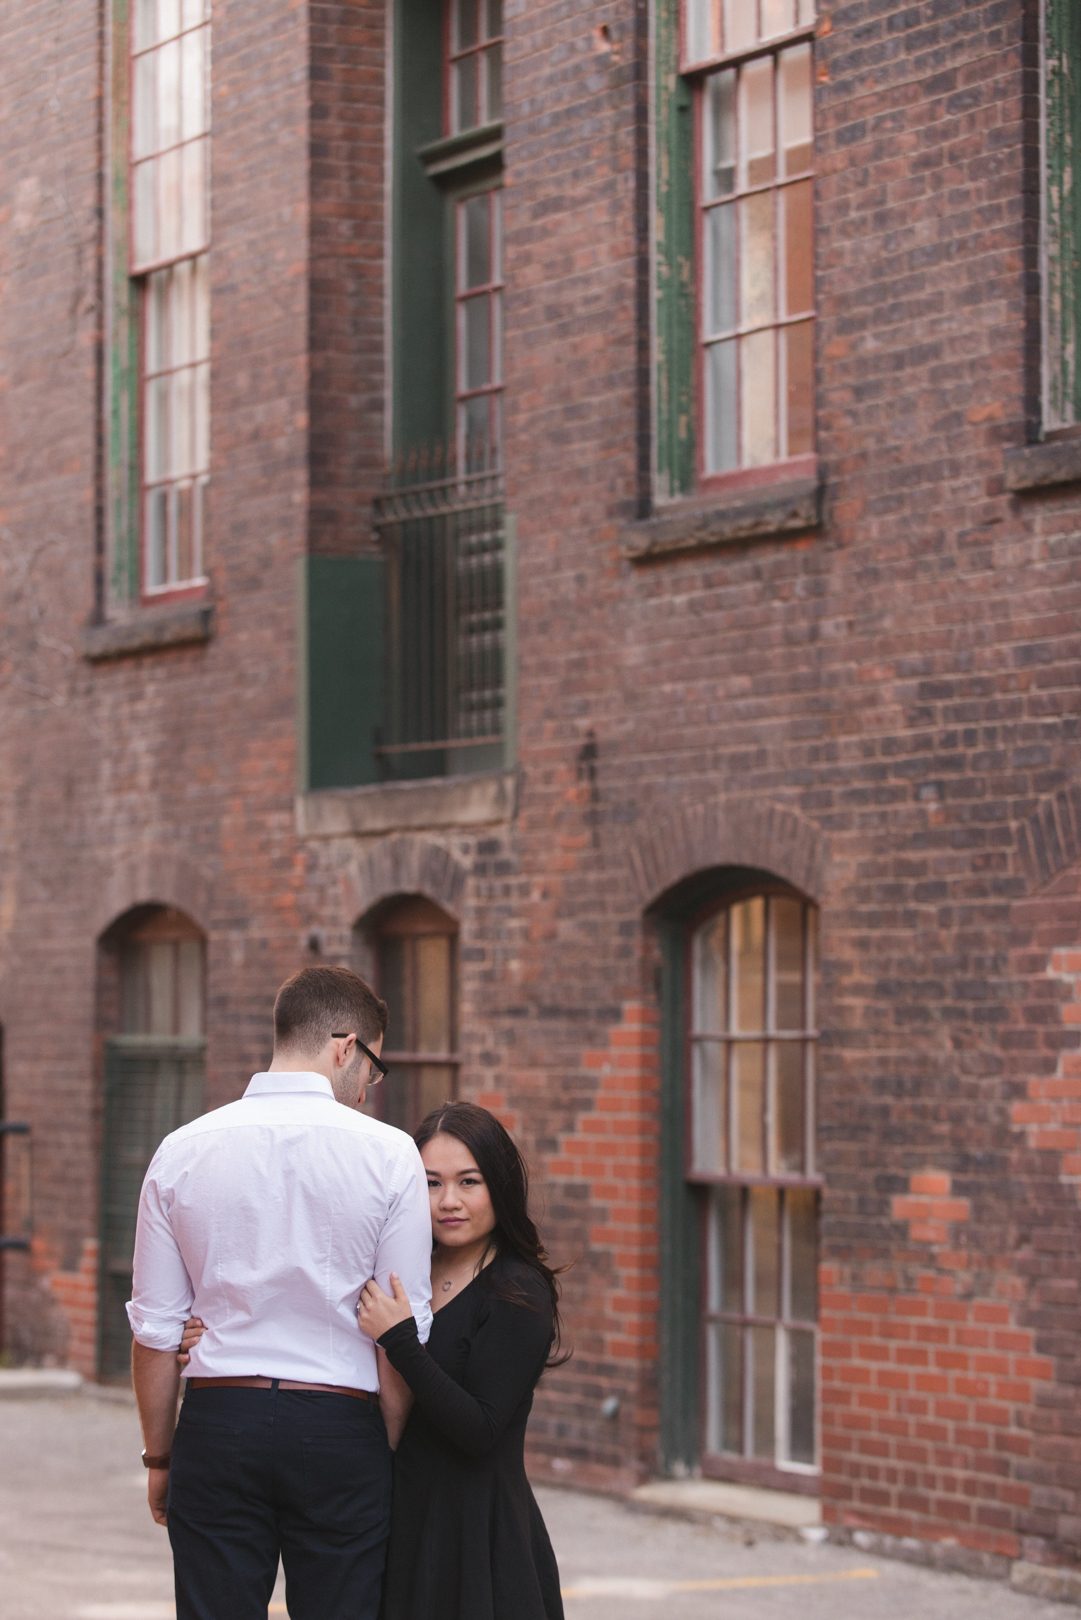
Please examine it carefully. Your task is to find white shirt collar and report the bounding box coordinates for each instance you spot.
[243,1071,336,1100]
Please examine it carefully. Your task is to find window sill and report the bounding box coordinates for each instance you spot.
[416,122,503,184]
[296,768,518,839]
[1004,439,1081,492]
[81,601,215,663]
[623,476,822,563]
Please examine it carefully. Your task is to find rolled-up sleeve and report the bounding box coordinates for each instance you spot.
[373,1144,433,1346]
[125,1152,194,1352]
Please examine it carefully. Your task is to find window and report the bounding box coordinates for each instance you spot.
[665,1,815,486]
[1041,0,1081,433]
[372,899,459,1133]
[448,0,503,134]
[131,0,211,594]
[98,907,206,1379]
[688,891,819,1477]
[456,189,504,464]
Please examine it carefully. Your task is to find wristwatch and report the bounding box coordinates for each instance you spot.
[141,1449,171,1469]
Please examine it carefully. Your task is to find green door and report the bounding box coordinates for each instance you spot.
[98,1034,205,1380]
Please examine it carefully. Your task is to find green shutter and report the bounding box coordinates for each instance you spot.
[98,1037,205,1380]
[655,0,696,499]
[1044,0,1081,429]
[299,555,385,790]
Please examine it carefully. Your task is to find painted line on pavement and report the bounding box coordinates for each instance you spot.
[561,1568,880,1599]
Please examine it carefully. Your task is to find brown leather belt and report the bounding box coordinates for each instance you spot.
[188,1376,378,1404]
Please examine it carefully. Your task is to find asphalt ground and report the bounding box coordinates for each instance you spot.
[0,1391,1069,1620]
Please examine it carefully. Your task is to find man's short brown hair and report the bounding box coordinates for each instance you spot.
[273,966,388,1055]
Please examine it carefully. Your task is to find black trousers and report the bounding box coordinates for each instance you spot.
[167,1385,392,1620]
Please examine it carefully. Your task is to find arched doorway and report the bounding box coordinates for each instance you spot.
[97,906,206,1379]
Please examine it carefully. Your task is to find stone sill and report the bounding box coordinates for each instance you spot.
[297,768,517,839]
[632,1479,821,1531]
[81,602,215,662]
[1004,438,1081,492]
[623,477,822,562]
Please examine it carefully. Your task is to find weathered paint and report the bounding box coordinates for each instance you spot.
[654,0,696,500]
[1043,0,1081,429]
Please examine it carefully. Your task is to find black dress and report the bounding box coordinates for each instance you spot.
[377,1254,564,1620]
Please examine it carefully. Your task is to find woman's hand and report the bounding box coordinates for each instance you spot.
[177,1316,207,1367]
[358,1274,414,1342]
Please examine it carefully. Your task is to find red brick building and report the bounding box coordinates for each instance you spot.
[2,0,1081,1581]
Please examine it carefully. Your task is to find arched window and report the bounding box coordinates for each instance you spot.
[97,906,206,1380]
[688,889,819,1477]
[368,898,458,1134]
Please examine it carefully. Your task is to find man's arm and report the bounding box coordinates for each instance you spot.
[372,1145,434,1344]
[376,1346,413,1450]
[132,1341,181,1526]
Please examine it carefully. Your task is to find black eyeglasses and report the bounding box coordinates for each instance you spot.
[331,1035,389,1084]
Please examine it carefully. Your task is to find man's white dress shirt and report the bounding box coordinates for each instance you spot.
[126,1072,433,1390]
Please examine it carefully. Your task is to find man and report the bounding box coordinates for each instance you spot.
[127,965,432,1620]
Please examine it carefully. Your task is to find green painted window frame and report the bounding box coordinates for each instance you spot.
[1042,0,1081,432]
[655,0,697,500]
[106,0,142,608]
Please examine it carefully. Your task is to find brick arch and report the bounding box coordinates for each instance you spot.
[626,795,828,909]
[1016,784,1081,892]
[341,835,468,926]
[91,848,214,939]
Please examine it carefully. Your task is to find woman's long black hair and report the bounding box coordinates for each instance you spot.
[415,1100,570,1366]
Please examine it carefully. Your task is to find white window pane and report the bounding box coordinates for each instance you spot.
[134,0,159,52]
[180,137,208,255]
[787,1329,815,1464]
[775,1041,804,1171]
[704,339,737,473]
[145,376,169,480]
[780,43,813,175]
[750,1185,779,1317]
[723,0,757,53]
[173,366,193,475]
[463,296,491,390]
[685,0,714,61]
[787,1187,817,1321]
[492,289,503,383]
[462,192,490,288]
[760,0,795,38]
[692,1041,723,1172]
[172,257,194,364]
[485,43,502,122]
[176,939,204,1034]
[733,1041,764,1172]
[740,326,777,465]
[491,189,503,280]
[692,913,727,1032]
[751,1325,776,1459]
[181,27,207,140]
[133,159,158,265]
[740,56,776,187]
[193,254,210,361]
[797,0,816,20]
[182,0,208,27]
[194,363,210,472]
[704,69,736,199]
[704,203,736,335]
[772,897,804,1028]
[146,489,168,587]
[454,54,478,133]
[132,53,157,159]
[157,39,181,150]
[457,0,479,49]
[733,897,765,1029]
[158,0,181,42]
[145,269,169,372]
[157,145,182,260]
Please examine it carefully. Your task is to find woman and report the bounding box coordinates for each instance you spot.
[360,1101,565,1620]
[179,1101,565,1620]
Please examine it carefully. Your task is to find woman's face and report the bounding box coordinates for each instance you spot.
[421,1132,497,1250]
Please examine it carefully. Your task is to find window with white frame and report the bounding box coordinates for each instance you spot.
[131,0,211,594]
[448,0,503,135]
[683,1,816,478]
[688,891,819,1476]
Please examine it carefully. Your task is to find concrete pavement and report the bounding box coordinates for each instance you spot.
[0,1389,1071,1620]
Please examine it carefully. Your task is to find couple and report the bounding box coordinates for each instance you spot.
[127,964,565,1620]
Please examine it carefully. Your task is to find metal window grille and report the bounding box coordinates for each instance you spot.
[373,446,505,777]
